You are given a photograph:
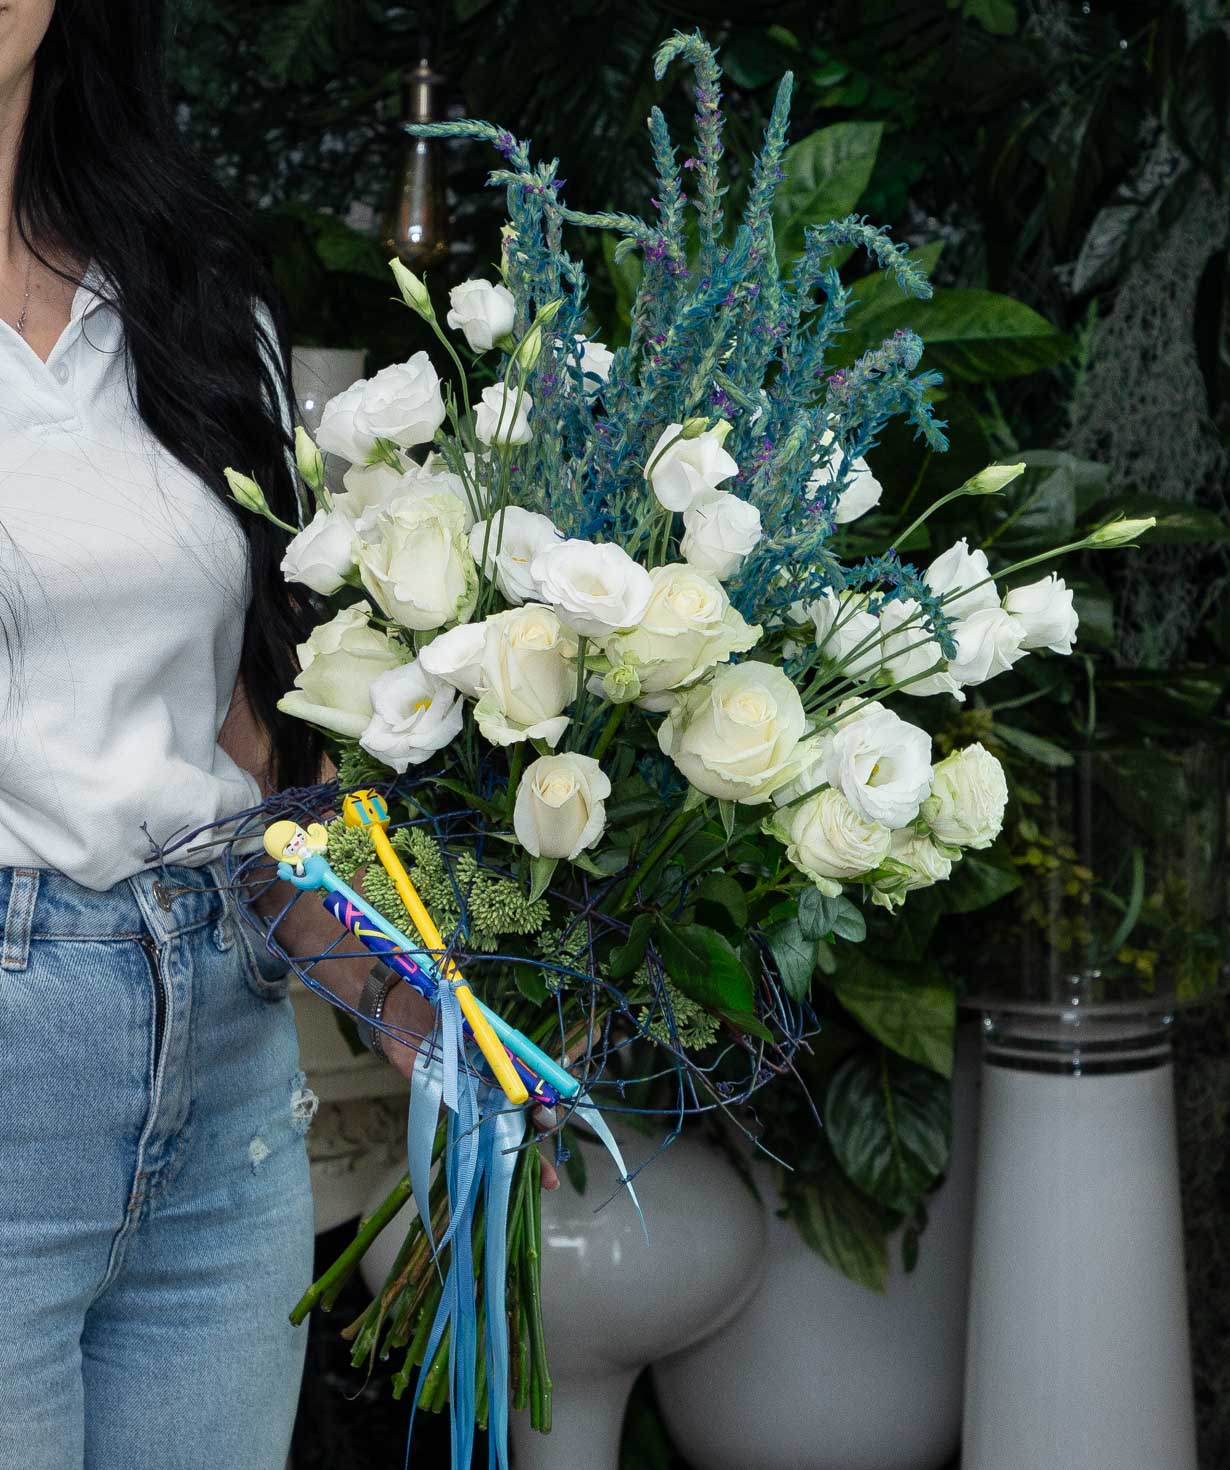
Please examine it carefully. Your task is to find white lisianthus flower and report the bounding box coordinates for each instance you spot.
[446,278,516,353]
[922,743,1009,850]
[475,381,533,446]
[417,621,487,699]
[601,563,761,710]
[806,430,883,524]
[765,787,891,896]
[947,606,1026,687]
[280,508,357,595]
[412,452,483,531]
[358,495,477,632]
[315,380,371,464]
[469,506,561,604]
[821,703,933,829]
[879,597,963,699]
[645,420,738,512]
[513,753,611,860]
[353,353,447,450]
[680,492,762,580]
[335,461,413,524]
[807,589,882,679]
[925,537,999,617]
[871,827,957,910]
[359,660,464,773]
[658,661,807,804]
[278,603,406,738]
[531,538,653,637]
[473,604,578,748]
[573,335,614,392]
[1003,573,1079,654]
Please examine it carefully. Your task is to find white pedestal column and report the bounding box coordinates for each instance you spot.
[963,1004,1197,1470]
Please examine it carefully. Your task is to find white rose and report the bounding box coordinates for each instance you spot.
[658,661,807,804]
[531,538,653,638]
[821,703,933,829]
[475,381,533,446]
[947,607,1026,687]
[358,496,477,632]
[417,620,487,698]
[879,598,963,699]
[645,421,739,511]
[359,660,463,773]
[280,508,357,595]
[871,827,956,910]
[1003,573,1079,654]
[469,507,561,604]
[765,788,891,895]
[352,353,447,450]
[806,431,883,524]
[807,589,882,679]
[770,736,827,807]
[602,564,761,708]
[473,604,578,748]
[925,537,999,617]
[922,742,1008,850]
[680,492,763,580]
[315,380,371,464]
[446,278,516,353]
[278,603,406,738]
[513,753,611,860]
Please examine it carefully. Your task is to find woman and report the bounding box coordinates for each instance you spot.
[0,4,549,1465]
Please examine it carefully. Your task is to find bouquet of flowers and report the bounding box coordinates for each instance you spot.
[221,31,1150,1468]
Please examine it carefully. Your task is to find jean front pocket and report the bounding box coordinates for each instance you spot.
[230,907,293,1002]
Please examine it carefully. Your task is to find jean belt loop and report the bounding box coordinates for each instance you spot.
[1,869,40,972]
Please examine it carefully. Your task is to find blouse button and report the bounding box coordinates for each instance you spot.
[53,364,70,385]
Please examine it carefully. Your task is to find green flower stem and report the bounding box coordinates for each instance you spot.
[525,1145,552,1432]
[608,803,705,914]
[505,742,525,824]
[590,703,626,761]
[290,1172,412,1324]
[570,637,589,748]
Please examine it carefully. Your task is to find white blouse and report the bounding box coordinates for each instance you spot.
[0,267,262,890]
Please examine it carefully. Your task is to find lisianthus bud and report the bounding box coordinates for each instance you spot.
[960,463,1025,496]
[294,427,325,496]
[679,416,710,440]
[513,323,543,372]
[389,258,433,317]
[1087,517,1156,548]
[224,468,268,516]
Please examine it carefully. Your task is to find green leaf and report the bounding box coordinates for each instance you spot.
[654,921,757,1014]
[832,954,956,1076]
[938,853,1022,914]
[764,916,818,1000]
[992,724,1074,769]
[1088,495,1230,546]
[719,1010,775,1043]
[1046,70,1134,249]
[824,1050,952,1215]
[772,122,883,262]
[785,1167,893,1293]
[697,873,749,928]
[609,913,653,981]
[528,857,558,903]
[798,888,867,943]
[717,800,738,840]
[959,0,1018,36]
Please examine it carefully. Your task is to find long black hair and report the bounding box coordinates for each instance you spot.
[14,0,320,789]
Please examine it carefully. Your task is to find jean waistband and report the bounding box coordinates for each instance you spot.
[0,862,232,969]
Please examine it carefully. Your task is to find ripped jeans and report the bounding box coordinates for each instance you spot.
[0,862,316,1469]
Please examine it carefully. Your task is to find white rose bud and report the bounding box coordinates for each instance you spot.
[359,659,463,773]
[602,563,761,709]
[446,278,517,353]
[358,495,478,632]
[475,381,534,446]
[531,538,653,638]
[658,661,807,804]
[1002,573,1079,654]
[315,380,372,464]
[922,742,1008,850]
[513,753,611,861]
[280,508,357,595]
[277,603,406,738]
[645,420,738,511]
[353,353,447,451]
[469,506,561,604]
[947,606,1026,687]
[680,492,763,580]
[473,604,579,748]
[871,827,957,910]
[806,430,883,524]
[417,620,486,698]
[807,589,882,680]
[765,787,891,895]
[925,537,999,617]
[879,597,963,699]
[821,703,933,830]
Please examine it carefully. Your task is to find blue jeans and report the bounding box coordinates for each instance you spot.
[0,863,316,1468]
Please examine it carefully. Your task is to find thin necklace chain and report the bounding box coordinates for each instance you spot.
[11,255,33,337]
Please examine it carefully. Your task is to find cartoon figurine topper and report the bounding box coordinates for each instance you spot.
[263,819,329,878]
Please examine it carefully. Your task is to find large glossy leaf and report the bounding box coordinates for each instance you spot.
[936,853,1022,914]
[832,954,956,1077]
[1045,69,1135,249]
[798,887,867,943]
[764,916,817,1001]
[784,1161,895,1293]
[655,920,756,1014]
[772,122,883,262]
[824,1050,952,1215]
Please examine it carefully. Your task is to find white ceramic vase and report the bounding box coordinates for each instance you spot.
[290,346,364,433]
[652,1035,978,1470]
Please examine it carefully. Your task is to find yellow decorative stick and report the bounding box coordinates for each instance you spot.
[342,790,529,1107]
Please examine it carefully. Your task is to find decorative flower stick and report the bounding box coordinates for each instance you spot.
[262,818,578,1100]
[341,790,530,1105]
